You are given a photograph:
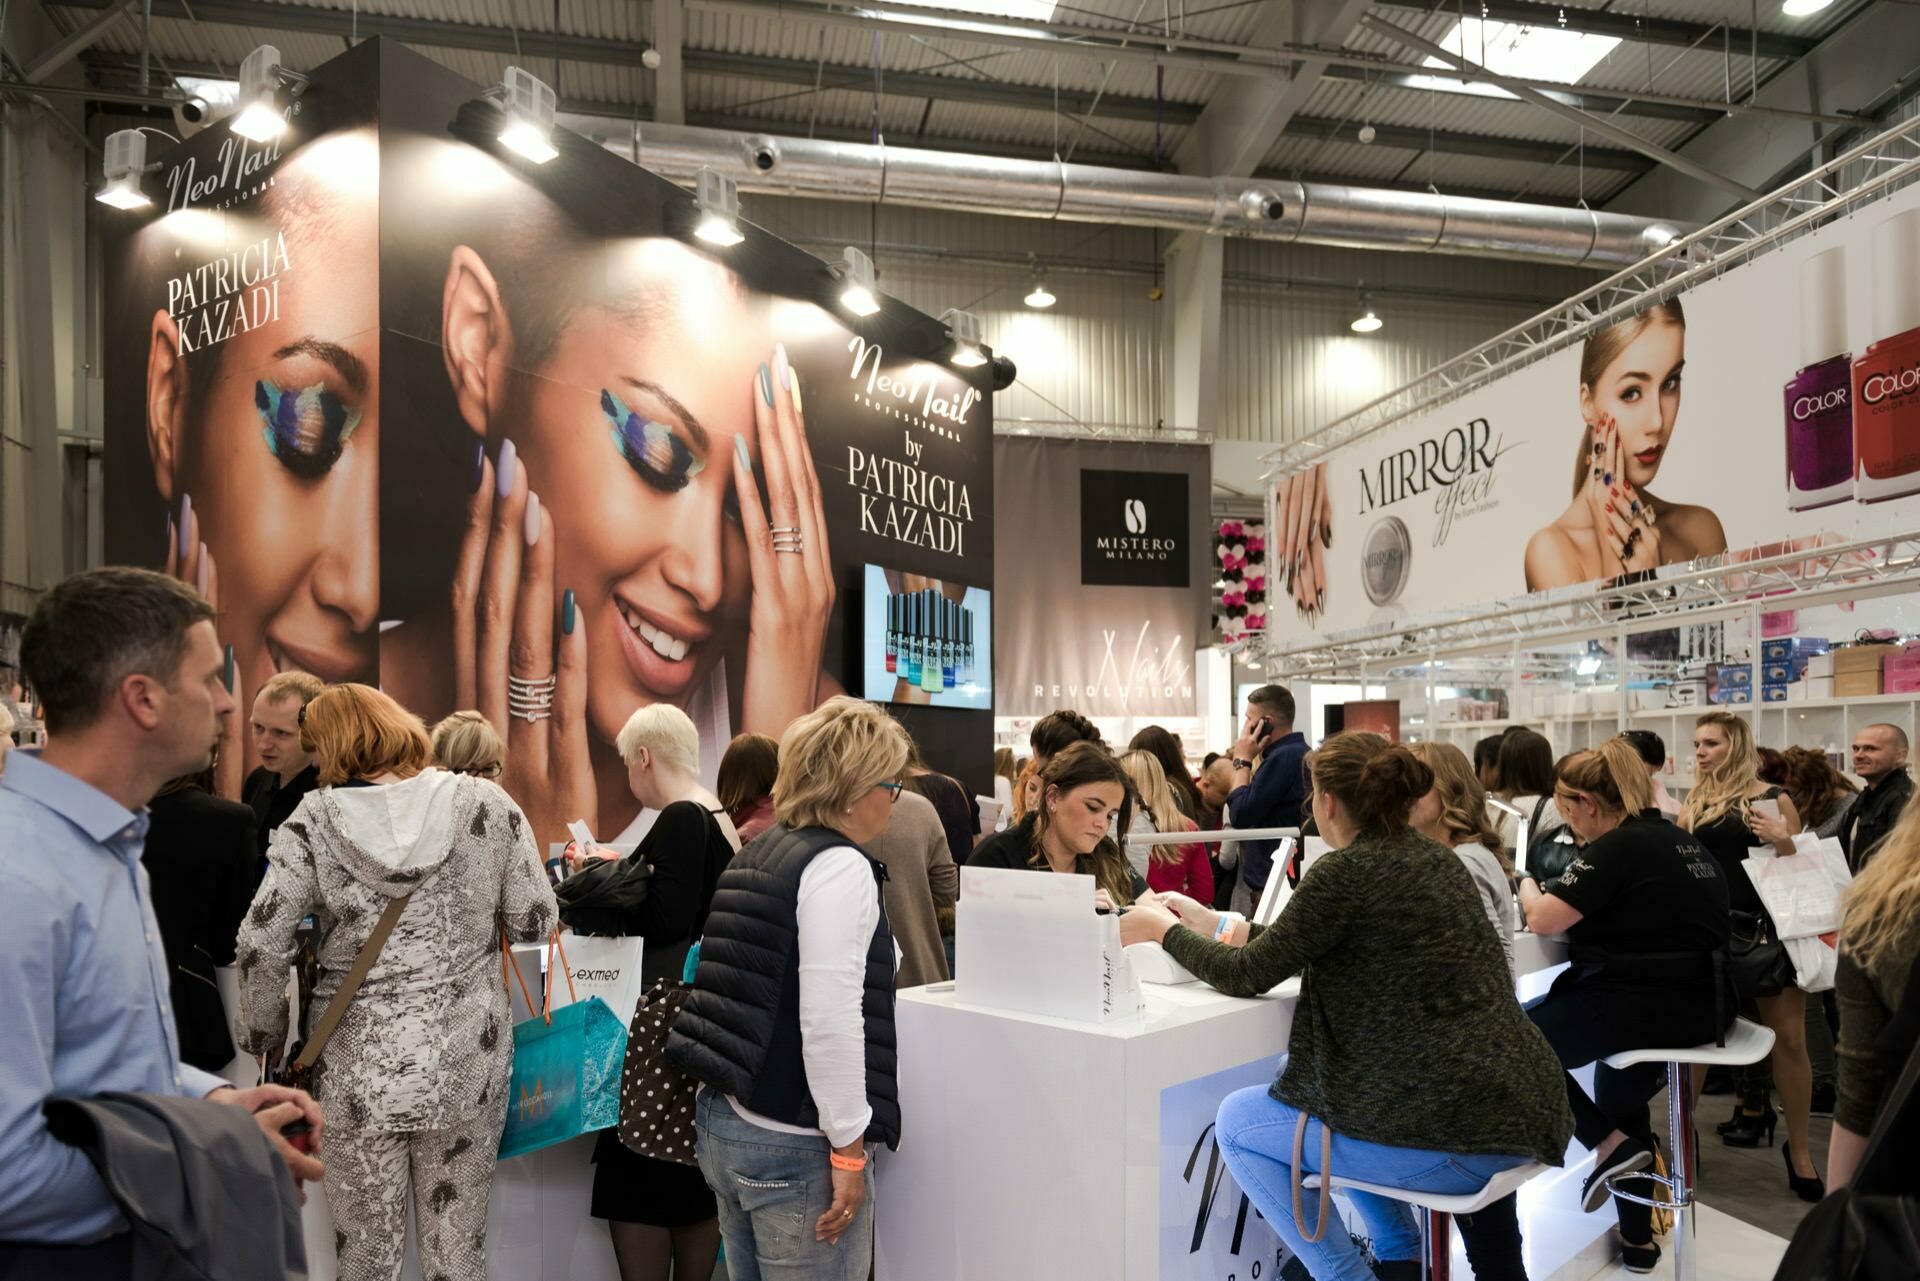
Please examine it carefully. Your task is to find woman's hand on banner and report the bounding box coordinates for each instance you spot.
[734,344,834,735]
[454,445,597,847]
[164,498,245,800]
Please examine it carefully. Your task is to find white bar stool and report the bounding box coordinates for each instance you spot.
[1599,1017,1776,1281]
[1301,1160,1547,1281]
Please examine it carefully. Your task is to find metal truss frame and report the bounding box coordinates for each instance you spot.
[1256,532,1920,680]
[1258,113,1920,475]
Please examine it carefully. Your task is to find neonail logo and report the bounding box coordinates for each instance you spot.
[1864,363,1920,406]
[1793,388,1848,419]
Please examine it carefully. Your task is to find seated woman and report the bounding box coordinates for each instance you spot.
[1409,741,1517,980]
[1519,738,1732,1274]
[968,741,1144,905]
[1121,732,1571,1281]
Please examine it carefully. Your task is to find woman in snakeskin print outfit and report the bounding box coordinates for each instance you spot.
[236,687,557,1281]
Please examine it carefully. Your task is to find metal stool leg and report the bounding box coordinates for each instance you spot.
[1422,1208,1452,1281]
[1668,1059,1696,1281]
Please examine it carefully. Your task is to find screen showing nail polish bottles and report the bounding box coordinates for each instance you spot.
[1783,246,1854,510]
[1853,208,1920,502]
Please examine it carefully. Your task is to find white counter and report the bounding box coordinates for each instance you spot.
[875,932,1609,1281]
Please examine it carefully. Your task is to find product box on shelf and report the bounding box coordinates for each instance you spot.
[1710,664,1755,688]
[1882,645,1920,676]
[1667,680,1707,707]
[1761,685,1791,703]
[1709,686,1754,706]
[1764,661,1806,684]
[1805,654,1836,679]
[1835,670,1884,698]
[1762,637,1833,663]
[1885,670,1920,695]
[1807,676,1836,699]
[1834,646,1894,675]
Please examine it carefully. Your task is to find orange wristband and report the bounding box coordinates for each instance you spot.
[830,1151,867,1172]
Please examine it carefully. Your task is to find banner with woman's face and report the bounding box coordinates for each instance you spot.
[1265,175,1920,639]
[103,40,995,838]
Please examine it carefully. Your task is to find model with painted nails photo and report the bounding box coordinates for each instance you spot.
[1523,301,1726,591]
[125,127,382,795]
[1273,462,1331,626]
[377,189,839,849]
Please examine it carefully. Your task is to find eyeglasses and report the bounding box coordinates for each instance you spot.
[297,703,307,727]
[876,779,904,804]
[463,763,504,779]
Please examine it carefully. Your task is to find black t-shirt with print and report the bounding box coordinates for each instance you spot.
[1549,811,1730,972]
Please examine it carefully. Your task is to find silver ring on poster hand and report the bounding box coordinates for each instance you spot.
[772,529,804,555]
[507,673,557,723]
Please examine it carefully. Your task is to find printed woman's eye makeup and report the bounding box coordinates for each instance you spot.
[602,388,706,492]
[255,380,362,478]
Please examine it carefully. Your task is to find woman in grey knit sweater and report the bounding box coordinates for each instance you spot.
[1122,732,1570,1281]
[236,686,557,1281]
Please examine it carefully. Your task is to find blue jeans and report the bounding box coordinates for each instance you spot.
[1214,1084,1533,1281]
[693,1090,875,1281]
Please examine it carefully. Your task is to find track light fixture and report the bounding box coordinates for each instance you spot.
[491,65,559,163]
[941,308,988,368]
[693,168,745,247]
[231,45,306,143]
[838,246,882,316]
[96,129,157,209]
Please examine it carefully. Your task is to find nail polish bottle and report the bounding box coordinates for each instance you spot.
[1783,247,1853,510]
[942,598,957,690]
[884,594,898,674]
[905,592,922,687]
[959,607,973,683]
[1853,208,1920,502]
[921,593,944,694]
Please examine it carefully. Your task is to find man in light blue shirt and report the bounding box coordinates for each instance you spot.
[0,568,324,1258]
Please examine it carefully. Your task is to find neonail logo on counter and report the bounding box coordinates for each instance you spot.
[1079,468,1189,587]
[1357,414,1514,548]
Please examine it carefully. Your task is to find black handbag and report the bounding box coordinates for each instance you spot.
[616,977,702,1164]
[1727,908,1795,998]
[1526,797,1579,882]
[554,854,653,937]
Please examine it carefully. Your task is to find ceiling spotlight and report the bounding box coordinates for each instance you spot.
[1350,305,1383,334]
[494,65,558,163]
[1357,123,1377,145]
[231,45,302,142]
[941,308,989,368]
[1780,0,1834,14]
[693,167,745,247]
[1024,266,1056,309]
[96,129,156,209]
[839,246,881,316]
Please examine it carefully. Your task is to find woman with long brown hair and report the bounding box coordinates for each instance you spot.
[1519,737,1732,1273]
[970,742,1143,905]
[1408,742,1515,978]
[1523,300,1726,590]
[1680,711,1820,1195]
[1121,733,1570,1281]
[1781,745,1858,840]
[1128,724,1202,820]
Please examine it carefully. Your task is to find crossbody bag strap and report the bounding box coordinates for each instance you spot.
[294,892,412,1072]
[1291,1112,1336,1244]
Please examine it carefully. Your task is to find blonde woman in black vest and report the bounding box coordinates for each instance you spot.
[667,696,909,1278]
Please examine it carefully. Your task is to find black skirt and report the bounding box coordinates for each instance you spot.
[589,1127,717,1227]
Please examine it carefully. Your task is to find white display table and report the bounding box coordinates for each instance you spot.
[876,933,1606,1281]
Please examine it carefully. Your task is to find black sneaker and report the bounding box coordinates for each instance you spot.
[1582,1137,1654,1214]
[1621,1238,1661,1274]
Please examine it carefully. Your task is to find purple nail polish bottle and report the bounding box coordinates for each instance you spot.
[1783,247,1854,510]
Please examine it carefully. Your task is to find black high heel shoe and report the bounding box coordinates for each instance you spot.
[1721,1104,1778,1148]
[1716,1105,1768,1137]
[1783,1142,1825,1203]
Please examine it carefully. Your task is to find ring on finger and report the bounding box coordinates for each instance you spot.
[507,673,558,723]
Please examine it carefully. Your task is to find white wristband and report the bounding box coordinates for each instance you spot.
[1213,912,1244,943]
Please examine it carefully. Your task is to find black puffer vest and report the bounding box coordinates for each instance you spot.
[666,824,902,1148]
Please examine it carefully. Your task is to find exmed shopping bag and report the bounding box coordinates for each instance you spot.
[499,931,627,1160]
[549,934,646,1028]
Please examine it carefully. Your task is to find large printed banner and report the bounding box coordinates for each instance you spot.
[1270,180,1920,638]
[101,39,995,840]
[997,437,1210,718]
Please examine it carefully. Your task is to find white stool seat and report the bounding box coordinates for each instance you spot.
[1600,1017,1774,1070]
[1301,1161,1547,1216]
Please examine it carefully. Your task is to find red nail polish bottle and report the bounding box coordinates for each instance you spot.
[1853,209,1920,502]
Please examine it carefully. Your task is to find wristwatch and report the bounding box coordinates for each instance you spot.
[1233,757,1253,770]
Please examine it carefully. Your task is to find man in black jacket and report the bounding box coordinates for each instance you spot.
[241,670,323,870]
[1842,723,1913,874]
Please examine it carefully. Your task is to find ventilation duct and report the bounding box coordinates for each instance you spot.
[574,120,1691,270]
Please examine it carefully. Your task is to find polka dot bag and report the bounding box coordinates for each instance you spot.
[616,974,702,1164]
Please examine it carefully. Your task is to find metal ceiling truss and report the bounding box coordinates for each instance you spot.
[1258,532,1920,681]
[1316,65,1776,126]
[1260,111,1920,474]
[1371,0,1818,62]
[1286,114,1651,172]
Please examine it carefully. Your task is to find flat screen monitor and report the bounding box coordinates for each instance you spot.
[862,564,992,710]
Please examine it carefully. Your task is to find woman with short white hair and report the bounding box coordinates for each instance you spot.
[561,701,741,1281]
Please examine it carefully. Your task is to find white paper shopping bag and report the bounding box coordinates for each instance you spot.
[955,866,1143,1024]
[549,934,646,1027]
